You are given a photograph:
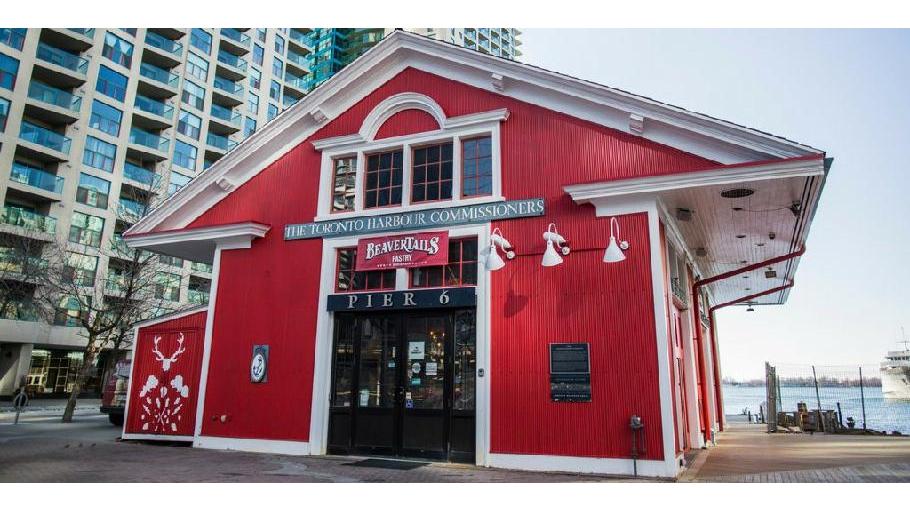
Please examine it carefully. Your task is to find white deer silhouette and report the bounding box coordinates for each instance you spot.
[152,332,186,371]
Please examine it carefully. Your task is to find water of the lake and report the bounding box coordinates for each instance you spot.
[723,384,910,434]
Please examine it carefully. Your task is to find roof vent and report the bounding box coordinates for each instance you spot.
[765,269,778,278]
[721,188,755,199]
[676,208,693,222]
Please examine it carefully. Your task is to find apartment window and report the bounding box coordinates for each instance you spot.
[410,238,478,288]
[159,255,184,268]
[88,100,122,137]
[274,34,285,54]
[335,248,395,292]
[173,140,197,170]
[190,29,212,55]
[76,173,110,209]
[0,53,20,91]
[54,296,88,326]
[249,66,261,89]
[121,28,137,36]
[247,93,259,114]
[177,110,202,140]
[256,28,266,43]
[96,65,128,102]
[269,80,280,101]
[64,252,98,287]
[168,170,191,195]
[267,103,278,121]
[243,117,256,138]
[154,272,181,301]
[102,32,134,69]
[461,136,493,197]
[364,150,403,209]
[252,44,264,66]
[412,142,453,203]
[181,80,205,111]
[0,97,9,132]
[0,28,27,51]
[68,212,104,248]
[82,136,117,172]
[271,57,283,77]
[330,156,357,213]
[185,52,209,81]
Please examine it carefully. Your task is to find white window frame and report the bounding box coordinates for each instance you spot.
[314,119,505,221]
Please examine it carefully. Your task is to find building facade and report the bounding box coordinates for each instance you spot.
[120,32,829,478]
[0,28,524,399]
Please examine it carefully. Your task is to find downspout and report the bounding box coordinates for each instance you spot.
[690,246,805,444]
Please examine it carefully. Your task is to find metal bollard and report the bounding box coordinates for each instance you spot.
[13,388,28,425]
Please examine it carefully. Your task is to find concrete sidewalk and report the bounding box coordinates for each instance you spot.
[0,399,101,414]
[684,416,910,482]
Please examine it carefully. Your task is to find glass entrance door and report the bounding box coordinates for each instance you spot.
[328,309,476,462]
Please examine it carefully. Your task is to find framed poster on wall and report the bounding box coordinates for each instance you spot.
[549,343,591,402]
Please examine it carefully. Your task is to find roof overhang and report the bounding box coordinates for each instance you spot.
[123,31,824,238]
[123,221,271,264]
[565,156,829,307]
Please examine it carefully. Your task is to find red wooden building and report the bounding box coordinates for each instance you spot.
[120,31,829,478]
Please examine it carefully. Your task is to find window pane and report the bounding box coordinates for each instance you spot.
[331,157,357,212]
[412,143,453,203]
[181,80,205,111]
[410,238,477,288]
[253,44,264,66]
[190,29,212,54]
[462,136,493,197]
[89,100,122,136]
[177,110,202,139]
[168,170,191,195]
[95,65,127,102]
[363,150,402,209]
[0,53,19,91]
[173,140,197,170]
[186,52,209,81]
[102,32,133,69]
[76,173,110,209]
[82,136,116,172]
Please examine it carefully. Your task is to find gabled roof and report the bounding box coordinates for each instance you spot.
[126,30,823,236]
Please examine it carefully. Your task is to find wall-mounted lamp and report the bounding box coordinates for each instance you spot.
[541,223,570,267]
[484,228,515,271]
[603,217,630,263]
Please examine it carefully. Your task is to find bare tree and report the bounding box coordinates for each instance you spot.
[33,163,179,422]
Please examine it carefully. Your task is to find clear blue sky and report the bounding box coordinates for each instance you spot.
[521,29,910,379]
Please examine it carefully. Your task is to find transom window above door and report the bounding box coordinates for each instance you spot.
[312,92,508,219]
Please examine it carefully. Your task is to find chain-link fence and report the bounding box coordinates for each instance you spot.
[763,363,910,435]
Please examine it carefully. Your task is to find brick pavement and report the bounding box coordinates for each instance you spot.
[0,411,640,483]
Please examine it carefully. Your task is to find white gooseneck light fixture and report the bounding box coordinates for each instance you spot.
[485,228,515,271]
[541,223,570,267]
[603,217,630,263]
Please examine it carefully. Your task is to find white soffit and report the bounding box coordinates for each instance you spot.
[126,31,825,237]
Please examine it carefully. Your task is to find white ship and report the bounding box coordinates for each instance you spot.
[881,330,910,400]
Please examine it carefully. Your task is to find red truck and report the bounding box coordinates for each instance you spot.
[100,357,131,426]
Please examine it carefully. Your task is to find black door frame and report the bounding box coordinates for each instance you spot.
[327,308,475,462]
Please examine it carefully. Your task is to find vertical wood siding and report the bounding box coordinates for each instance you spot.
[125,312,206,437]
[374,109,440,139]
[182,68,717,454]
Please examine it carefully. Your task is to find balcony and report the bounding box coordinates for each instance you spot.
[191,261,212,273]
[118,197,147,221]
[34,43,89,85]
[133,95,175,129]
[286,50,310,75]
[26,83,82,128]
[40,28,95,52]
[0,205,57,236]
[216,50,247,80]
[187,289,210,305]
[0,300,40,322]
[288,29,313,52]
[0,28,27,51]
[219,29,251,55]
[9,162,64,196]
[0,248,48,278]
[143,30,184,68]
[138,62,179,98]
[282,94,299,108]
[128,127,170,161]
[122,161,159,188]
[18,121,71,160]
[208,103,241,134]
[110,233,148,260]
[284,73,308,96]
[206,132,237,154]
[104,275,127,295]
[212,75,244,107]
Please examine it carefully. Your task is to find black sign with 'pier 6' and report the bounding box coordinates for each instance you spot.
[326,287,476,311]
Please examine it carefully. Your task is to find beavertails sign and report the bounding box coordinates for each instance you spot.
[356,231,449,271]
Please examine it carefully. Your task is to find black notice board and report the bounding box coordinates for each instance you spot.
[550,343,591,402]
